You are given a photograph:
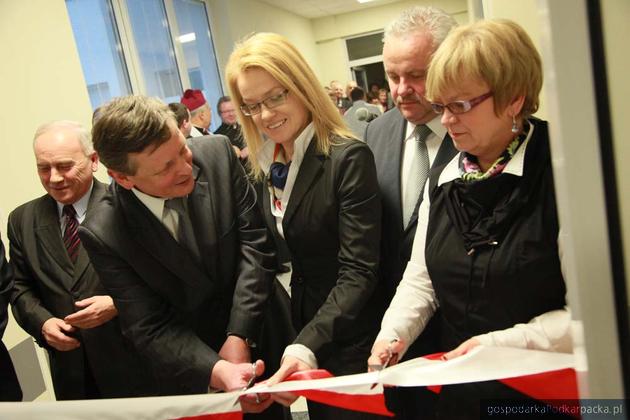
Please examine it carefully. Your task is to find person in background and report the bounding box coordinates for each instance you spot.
[330,80,352,113]
[343,87,382,140]
[370,19,570,419]
[168,102,193,138]
[345,80,358,103]
[0,238,22,401]
[226,32,385,420]
[181,89,212,136]
[9,121,154,400]
[215,96,248,161]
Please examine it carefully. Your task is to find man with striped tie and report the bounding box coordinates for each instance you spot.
[8,121,154,400]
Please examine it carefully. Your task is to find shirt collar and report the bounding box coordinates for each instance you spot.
[405,115,447,141]
[56,180,94,220]
[258,122,315,175]
[438,119,535,186]
[132,188,168,221]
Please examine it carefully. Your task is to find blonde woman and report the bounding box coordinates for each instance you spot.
[227,33,385,419]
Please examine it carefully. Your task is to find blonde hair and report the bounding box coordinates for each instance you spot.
[225,32,355,179]
[426,19,542,118]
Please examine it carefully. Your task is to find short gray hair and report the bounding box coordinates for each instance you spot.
[384,6,458,49]
[33,120,94,155]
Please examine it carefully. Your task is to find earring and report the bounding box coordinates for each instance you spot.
[511,115,518,134]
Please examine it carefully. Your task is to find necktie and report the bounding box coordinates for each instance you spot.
[63,205,80,263]
[402,124,432,228]
[164,198,200,262]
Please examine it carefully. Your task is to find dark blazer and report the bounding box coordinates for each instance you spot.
[260,137,383,372]
[0,238,22,401]
[8,180,153,400]
[79,136,278,395]
[365,108,456,301]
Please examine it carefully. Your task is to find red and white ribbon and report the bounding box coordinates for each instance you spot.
[0,346,577,419]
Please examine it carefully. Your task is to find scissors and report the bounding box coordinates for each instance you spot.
[243,362,257,390]
[368,339,399,371]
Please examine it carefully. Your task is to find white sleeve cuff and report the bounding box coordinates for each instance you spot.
[282,344,318,369]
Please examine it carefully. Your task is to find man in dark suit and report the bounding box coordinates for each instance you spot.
[0,238,21,401]
[364,7,458,418]
[365,6,458,308]
[9,121,153,400]
[80,95,280,414]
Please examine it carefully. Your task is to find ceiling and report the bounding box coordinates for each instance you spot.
[258,0,403,19]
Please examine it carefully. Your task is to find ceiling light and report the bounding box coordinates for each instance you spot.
[178,33,196,44]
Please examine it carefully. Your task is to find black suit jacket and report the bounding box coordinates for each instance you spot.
[8,180,153,399]
[365,108,456,301]
[0,239,21,401]
[260,138,383,371]
[79,136,277,395]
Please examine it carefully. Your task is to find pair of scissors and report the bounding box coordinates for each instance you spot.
[243,362,257,390]
[368,339,399,371]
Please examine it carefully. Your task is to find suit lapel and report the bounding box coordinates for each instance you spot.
[187,168,218,290]
[282,139,324,228]
[71,180,107,289]
[34,196,74,289]
[389,111,407,232]
[116,182,210,297]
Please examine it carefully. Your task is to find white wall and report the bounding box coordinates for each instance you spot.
[207,0,320,89]
[601,0,630,305]
[0,0,98,401]
[481,0,547,119]
[311,0,468,85]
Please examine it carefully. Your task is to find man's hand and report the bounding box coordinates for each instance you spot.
[210,359,264,391]
[267,355,312,407]
[442,337,480,360]
[64,295,117,329]
[367,339,405,372]
[218,335,251,364]
[42,317,80,351]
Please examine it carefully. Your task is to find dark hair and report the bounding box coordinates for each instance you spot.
[217,95,232,114]
[168,102,189,128]
[92,95,175,175]
[350,87,366,102]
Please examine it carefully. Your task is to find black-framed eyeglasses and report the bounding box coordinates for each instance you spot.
[240,89,289,116]
[431,92,493,115]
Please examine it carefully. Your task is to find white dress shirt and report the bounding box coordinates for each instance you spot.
[57,181,94,230]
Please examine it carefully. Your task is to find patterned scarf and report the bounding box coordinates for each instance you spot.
[460,121,529,182]
[268,143,291,211]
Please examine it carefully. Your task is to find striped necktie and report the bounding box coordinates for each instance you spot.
[63,205,80,263]
[402,124,432,228]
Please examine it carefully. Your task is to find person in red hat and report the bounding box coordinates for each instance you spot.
[181,89,212,136]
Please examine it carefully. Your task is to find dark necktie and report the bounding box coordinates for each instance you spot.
[63,205,80,263]
[402,124,432,228]
[164,198,200,262]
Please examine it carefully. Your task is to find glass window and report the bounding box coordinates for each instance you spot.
[346,32,384,61]
[66,0,132,110]
[172,0,224,132]
[125,0,183,103]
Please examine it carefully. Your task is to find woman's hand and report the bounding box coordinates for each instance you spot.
[443,337,481,360]
[367,339,405,372]
[267,356,312,406]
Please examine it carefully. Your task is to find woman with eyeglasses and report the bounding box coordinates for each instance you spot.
[226,33,385,419]
[369,20,571,418]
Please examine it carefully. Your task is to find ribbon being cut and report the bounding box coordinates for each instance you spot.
[0,346,577,420]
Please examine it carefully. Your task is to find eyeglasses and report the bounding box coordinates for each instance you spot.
[431,92,493,115]
[240,89,289,116]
